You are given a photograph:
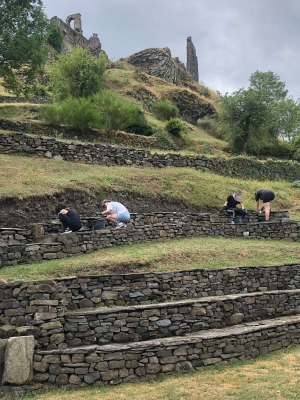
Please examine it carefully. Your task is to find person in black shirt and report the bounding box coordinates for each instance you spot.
[55,203,82,233]
[224,189,247,219]
[255,189,275,221]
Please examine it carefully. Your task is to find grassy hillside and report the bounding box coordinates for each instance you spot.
[0,154,299,216]
[0,59,229,157]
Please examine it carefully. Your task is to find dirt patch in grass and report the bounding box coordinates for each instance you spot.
[0,188,206,228]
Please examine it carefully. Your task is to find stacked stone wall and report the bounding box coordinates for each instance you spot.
[2,264,300,389]
[0,128,300,181]
[2,289,300,351]
[1,263,300,343]
[0,216,298,268]
[31,318,300,386]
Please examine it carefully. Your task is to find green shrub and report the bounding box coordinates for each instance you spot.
[199,86,211,98]
[151,101,179,121]
[291,180,300,188]
[39,97,102,132]
[39,104,63,126]
[47,22,62,53]
[165,118,187,137]
[250,140,293,159]
[123,124,154,136]
[27,83,47,97]
[197,117,221,138]
[94,90,147,141]
[50,47,108,101]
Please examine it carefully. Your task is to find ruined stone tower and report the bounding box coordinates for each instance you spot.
[186,36,199,82]
[50,14,102,58]
[66,13,83,34]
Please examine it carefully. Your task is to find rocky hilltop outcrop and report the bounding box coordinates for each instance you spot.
[127,47,217,123]
[127,47,192,85]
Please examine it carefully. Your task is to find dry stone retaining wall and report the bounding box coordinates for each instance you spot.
[4,288,300,351]
[62,289,300,347]
[0,217,298,268]
[1,264,300,391]
[1,264,300,347]
[0,128,299,181]
[1,317,300,391]
[31,316,300,386]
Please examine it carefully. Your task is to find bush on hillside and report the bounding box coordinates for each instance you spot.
[248,140,293,159]
[197,117,221,138]
[39,97,102,132]
[151,101,179,121]
[165,118,187,137]
[198,85,211,98]
[24,83,47,97]
[123,123,154,136]
[94,90,147,141]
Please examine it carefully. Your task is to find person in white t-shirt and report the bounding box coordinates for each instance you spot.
[101,199,130,229]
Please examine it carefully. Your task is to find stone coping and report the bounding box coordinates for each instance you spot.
[65,288,300,316]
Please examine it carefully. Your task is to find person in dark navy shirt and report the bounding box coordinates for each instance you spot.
[55,203,82,233]
[224,189,247,219]
[255,189,275,221]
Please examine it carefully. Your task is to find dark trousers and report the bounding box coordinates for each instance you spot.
[59,214,81,231]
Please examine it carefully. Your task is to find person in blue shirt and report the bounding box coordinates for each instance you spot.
[101,199,130,229]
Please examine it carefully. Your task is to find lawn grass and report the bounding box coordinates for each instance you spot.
[0,236,299,281]
[19,345,300,400]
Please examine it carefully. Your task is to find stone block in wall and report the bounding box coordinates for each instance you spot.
[29,224,44,239]
[35,234,58,244]
[2,336,34,385]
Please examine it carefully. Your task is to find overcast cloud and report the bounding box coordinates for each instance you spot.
[42,0,300,99]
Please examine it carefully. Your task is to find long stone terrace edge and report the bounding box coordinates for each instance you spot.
[1,129,300,181]
[0,210,295,267]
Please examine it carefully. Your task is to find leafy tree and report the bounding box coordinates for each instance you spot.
[50,47,108,101]
[218,70,300,154]
[274,98,300,141]
[0,0,49,95]
[47,21,62,53]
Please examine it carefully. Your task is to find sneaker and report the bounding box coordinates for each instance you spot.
[115,222,125,229]
[61,228,73,234]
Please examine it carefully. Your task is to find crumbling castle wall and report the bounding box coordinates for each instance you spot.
[50,14,102,57]
[187,36,199,82]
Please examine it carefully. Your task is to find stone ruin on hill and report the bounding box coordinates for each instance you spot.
[187,36,199,82]
[50,13,199,84]
[49,13,102,58]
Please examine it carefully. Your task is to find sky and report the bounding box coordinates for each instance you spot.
[41,0,300,99]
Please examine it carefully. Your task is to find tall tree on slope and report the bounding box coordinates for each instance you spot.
[0,0,49,95]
